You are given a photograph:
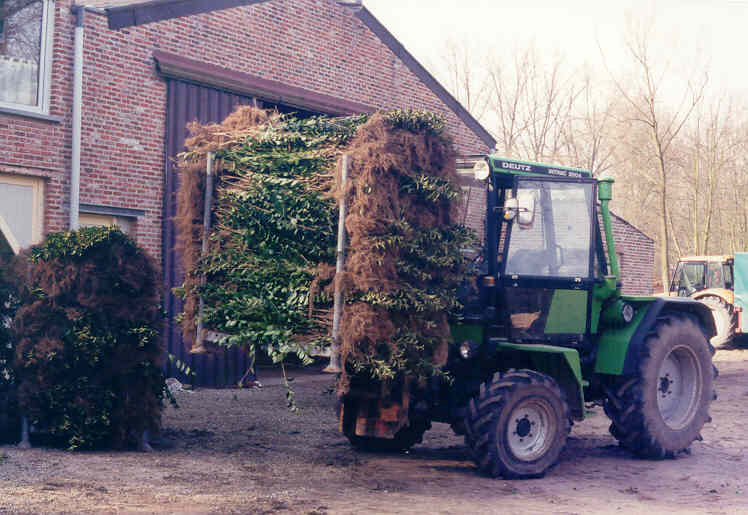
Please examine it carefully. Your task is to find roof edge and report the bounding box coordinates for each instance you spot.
[153,50,376,116]
[353,6,496,151]
[610,209,655,243]
[105,0,270,29]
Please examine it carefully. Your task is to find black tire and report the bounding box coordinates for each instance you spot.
[346,417,431,452]
[699,296,736,347]
[463,369,570,479]
[604,313,715,458]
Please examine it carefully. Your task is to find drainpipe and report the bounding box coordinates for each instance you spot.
[69,6,85,231]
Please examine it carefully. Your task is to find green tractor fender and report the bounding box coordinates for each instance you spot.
[493,341,586,420]
[595,297,716,376]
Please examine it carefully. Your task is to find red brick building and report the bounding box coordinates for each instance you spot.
[0,0,491,261]
[1,0,653,383]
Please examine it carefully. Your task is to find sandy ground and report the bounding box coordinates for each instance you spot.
[2,345,748,514]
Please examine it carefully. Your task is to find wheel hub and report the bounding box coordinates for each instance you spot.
[657,345,702,430]
[506,399,554,462]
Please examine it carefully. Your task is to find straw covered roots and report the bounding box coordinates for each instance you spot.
[333,113,473,393]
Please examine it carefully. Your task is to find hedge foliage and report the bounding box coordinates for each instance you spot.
[176,111,367,366]
[0,249,20,441]
[176,107,473,391]
[12,226,165,449]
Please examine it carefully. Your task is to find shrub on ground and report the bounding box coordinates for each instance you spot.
[12,226,165,450]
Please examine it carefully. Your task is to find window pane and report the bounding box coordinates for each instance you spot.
[723,264,733,287]
[79,213,135,235]
[505,181,592,278]
[678,262,705,292]
[0,0,43,106]
[707,262,724,289]
[0,182,34,248]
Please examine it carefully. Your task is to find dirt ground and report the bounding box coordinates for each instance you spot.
[2,346,748,514]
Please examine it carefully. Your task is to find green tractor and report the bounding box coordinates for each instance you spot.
[340,156,717,478]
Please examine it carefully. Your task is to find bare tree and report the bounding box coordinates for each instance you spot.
[435,37,490,123]
[485,44,587,165]
[561,73,615,176]
[602,15,707,290]
[485,46,531,157]
[673,98,745,256]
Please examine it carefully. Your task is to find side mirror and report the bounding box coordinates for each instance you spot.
[504,191,536,227]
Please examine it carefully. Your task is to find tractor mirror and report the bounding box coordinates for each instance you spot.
[503,191,536,227]
[517,191,536,227]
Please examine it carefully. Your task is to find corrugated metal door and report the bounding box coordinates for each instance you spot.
[163,79,253,386]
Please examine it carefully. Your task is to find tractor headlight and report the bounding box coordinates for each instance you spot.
[601,299,636,327]
[473,160,490,181]
[459,340,477,359]
[622,302,635,323]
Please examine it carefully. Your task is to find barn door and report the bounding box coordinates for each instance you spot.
[163,79,254,386]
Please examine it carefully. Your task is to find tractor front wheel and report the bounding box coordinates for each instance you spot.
[463,369,570,479]
[604,313,715,458]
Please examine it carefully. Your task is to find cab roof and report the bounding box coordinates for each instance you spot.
[487,156,592,179]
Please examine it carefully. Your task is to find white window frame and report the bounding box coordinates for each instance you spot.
[0,174,45,254]
[0,0,55,115]
[78,212,136,236]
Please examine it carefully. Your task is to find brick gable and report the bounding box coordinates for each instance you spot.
[1,0,491,262]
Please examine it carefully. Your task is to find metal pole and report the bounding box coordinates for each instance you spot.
[193,152,214,353]
[323,154,348,373]
[69,7,85,231]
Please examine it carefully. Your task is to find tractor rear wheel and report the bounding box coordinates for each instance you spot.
[699,296,736,347]
[604,313,715,458]
[463,369,569,479]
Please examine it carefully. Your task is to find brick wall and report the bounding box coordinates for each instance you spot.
[609,212,655,296]
[0,0,490,262]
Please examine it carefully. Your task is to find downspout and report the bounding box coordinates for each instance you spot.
[69,5,85,230]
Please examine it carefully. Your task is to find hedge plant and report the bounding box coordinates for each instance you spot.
[12,226,165,449]
[0,246,20,441]
[176,107,474,393]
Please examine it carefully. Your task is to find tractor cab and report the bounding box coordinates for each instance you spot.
[476,157,606,348]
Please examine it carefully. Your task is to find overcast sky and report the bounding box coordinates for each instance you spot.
[363,0,747,101]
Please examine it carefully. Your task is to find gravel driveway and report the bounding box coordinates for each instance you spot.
[2,348,748,514]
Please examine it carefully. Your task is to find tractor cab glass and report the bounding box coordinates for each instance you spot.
[500,177,596,344]
[723,262,734,290]
[707,262,726,289]
[504,180,593,278]
[670,261,706,296]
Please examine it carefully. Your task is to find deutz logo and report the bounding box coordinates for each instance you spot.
[501,161,532,172]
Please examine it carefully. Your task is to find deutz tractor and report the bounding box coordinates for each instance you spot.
[667,253,748,346]
[339,156,717,479]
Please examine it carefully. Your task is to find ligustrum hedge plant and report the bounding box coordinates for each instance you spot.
[12,227,166,449]
[175,107,473,393]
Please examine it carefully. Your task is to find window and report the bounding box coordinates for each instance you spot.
[707,262,724,289]
[504,180,594,278]
[0,0,54,114]
[671,261,706,296]
[0,174,44,254]
[78,213,135,236]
